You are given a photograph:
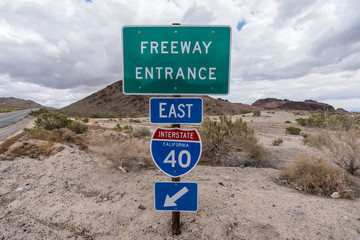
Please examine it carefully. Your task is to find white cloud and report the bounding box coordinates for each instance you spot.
[0,0,359,111]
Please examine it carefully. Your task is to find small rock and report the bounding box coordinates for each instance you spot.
[229,194,235,198]
[357,230,360,234]
[356,217,360,221]
[108,191,118,199]
[239,165,245,169]
[15,188,24,192]
[138,204,146,210]
[223,176,230,180]
[331,192,340,199]
[218,182,224,186]
[113,195,122,201]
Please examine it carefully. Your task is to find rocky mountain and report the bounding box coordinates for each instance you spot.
[60,80,254,118]
[252,98,334,111]
[0,97,43,108]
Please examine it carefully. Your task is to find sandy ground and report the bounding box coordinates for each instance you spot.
[1,111,360,239]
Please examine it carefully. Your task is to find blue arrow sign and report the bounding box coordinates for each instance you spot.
[150,98,203,124]
[154,182,198,212]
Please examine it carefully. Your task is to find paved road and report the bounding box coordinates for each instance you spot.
[0,108,38,128]
[0,108,39,142]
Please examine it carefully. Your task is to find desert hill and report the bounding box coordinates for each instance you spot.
[252,98,334,111]
[0,97,42,109]
[60,80,254,117]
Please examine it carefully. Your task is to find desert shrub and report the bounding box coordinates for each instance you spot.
[272,138,283,146]
[67,121,88,134]
[286,126,301,135]
[23,128,60,142]
[295,118,307,126]
[123,125,133,131]
[295,111,358,130]
[279,153,359,199]
[29,107,49,116]
[134,127,151,137]
[130,119,141,123]
[92,136,152,171]
[199,114,263,166]
[253,110,261,117]
[302,133,309,144]
[312,128,360,174]
[82,118,89,123]
[35,113,72,130]
[285,120,291,123]
[115,124,122,129]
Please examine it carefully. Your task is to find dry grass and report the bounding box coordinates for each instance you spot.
[24,127,88,151]
[280,153,359,199]
[0,133,24,155]
[10,141,55,159]
[23,128,60,142]
[91,135,153,172]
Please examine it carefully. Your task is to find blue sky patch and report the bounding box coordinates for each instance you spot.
[237,20,246,31]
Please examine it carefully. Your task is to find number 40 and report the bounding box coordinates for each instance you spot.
[164,150,191,168]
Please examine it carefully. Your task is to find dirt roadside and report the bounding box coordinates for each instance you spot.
[1,111,360,239]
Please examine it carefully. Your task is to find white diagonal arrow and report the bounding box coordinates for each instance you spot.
[164,187,189,207]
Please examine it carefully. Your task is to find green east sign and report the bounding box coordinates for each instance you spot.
[122,26,231,95]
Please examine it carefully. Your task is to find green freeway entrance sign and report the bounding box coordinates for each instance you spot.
[122,26,231,95]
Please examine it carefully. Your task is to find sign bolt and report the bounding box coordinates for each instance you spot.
[138,31,141,34]
[174,30,178,34]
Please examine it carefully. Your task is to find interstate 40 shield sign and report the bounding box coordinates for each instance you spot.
[150,128,202,178]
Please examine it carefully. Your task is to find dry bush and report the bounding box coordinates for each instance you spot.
[92,135,153,172]
[322,128,359,174]
[280,153,359,199]
[303,133,327,148]
[133,127,151,137]
[0,133,24,155]
[306,127,360,175]
[199,114,263,166]
[272,138,283,146]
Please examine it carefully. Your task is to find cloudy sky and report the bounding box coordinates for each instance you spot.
[1,0,360,111]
